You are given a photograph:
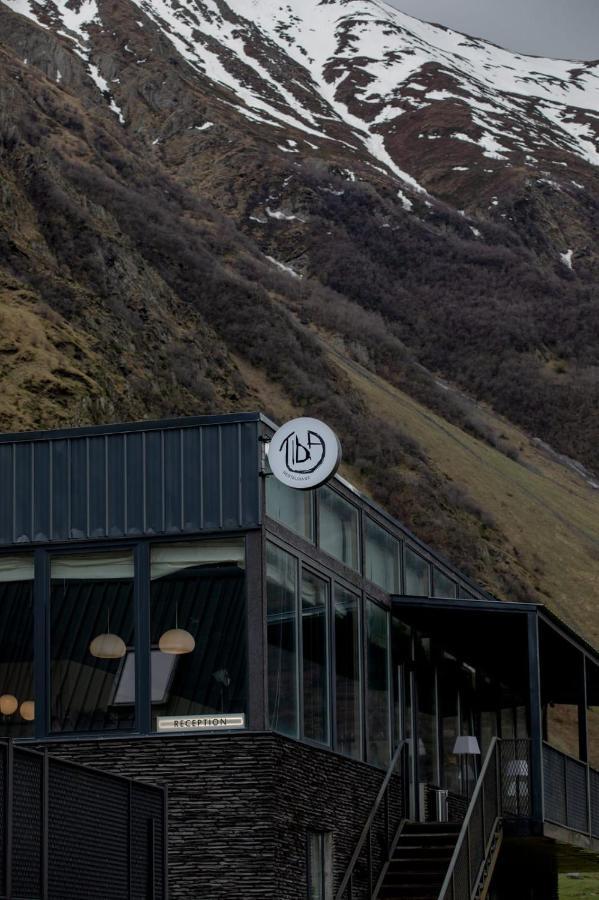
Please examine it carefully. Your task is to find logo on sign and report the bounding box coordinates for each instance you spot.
[268,418,341,490]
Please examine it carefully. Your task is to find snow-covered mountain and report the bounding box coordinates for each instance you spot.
[3,0,599,194]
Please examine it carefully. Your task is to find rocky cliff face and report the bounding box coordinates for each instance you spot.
[0,0,599,633]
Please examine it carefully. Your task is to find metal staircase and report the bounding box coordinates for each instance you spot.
[377,822,462,899]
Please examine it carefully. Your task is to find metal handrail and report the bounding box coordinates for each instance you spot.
[438,738,502,900]
[335,739,409,900]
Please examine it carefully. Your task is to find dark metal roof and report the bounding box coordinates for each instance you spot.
[0,414,262,547]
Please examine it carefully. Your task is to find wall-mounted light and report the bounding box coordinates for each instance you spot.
[0,694,18,716]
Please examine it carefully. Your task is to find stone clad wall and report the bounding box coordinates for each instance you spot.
[36,732,402,899]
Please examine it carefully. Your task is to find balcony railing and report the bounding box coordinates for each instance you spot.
[0,740,167,900]
[335,740,408,900]
[543,742,599,839]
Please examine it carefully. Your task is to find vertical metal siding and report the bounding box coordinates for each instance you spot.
[0,418,261,547]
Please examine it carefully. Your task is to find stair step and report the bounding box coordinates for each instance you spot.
[379,889,439,900]
[389,858,449,871]
[384,874,444,886]
[403,822,461,833]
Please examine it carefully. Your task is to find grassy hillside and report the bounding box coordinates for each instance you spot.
[322,341,599,642]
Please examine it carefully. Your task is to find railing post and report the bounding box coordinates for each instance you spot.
[368,828,372,896]
[587,764,592,838]
[466,827,472,895]
[6,740,12,900]
[42,748,49,900]
[384,789,389,853]
[527,613,544,824]
[563,755,569,829]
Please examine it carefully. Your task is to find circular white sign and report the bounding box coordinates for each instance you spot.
[268,418,342,490]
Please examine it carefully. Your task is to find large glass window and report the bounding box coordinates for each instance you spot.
[319,488,359,571]
[391,617,411,750]
[266,477,314,542]
[439,658,460,794]
[150,540,246,730]
[50,552,135,733]
[267,543,298,737]
[365,518,400,593]
[433,568,457,599]
[404,548,430,596]
[302,570,330,745]
[0,557,34,737]
[334,586,361,759]
[415,636,438,785]
[367,600,390,768]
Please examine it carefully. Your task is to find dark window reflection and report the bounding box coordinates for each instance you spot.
[367,600,390,768]
[50,552,134,733]
[335,586,361,759]
[0,557,34,737]
[302,570,329,745]
[150,541,246,728]
[267,543,298,737]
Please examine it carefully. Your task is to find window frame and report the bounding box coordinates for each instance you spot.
[1,533,249,743]
[364,516,401,595]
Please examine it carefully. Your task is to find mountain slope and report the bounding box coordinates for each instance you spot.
[0,0,599,634]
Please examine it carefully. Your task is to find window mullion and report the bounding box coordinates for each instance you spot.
[135,542,151,734]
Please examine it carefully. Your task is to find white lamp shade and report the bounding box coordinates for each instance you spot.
[0,694,18,716]
[20,700,35,722]
[89,632,127,659]
[453,736,481,755]
[159,628,195,655]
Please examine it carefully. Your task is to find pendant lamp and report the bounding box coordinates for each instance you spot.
[159,601,195,655]
[20,700,35,722]
[90,608,127,660]
[0,694,18,716]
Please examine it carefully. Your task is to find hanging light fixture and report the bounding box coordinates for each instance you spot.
[20,700,35,722]
[159,601,195,655]
[0,694,18,716]
[89,608,127,660]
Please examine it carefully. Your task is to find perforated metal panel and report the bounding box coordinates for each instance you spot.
[0,415,261,547]
[0,743,167,900]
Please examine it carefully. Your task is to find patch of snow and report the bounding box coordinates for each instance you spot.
[266,207,303,221]
[470,226,481,238]
[560,249,574,269]
[56,69,62,83]
[278,144,299,153]
[194,122,214,131]
[265,255,301,278]
[397,189,413,210]
[453,166,469,171]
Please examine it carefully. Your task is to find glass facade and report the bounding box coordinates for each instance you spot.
[432,568,457,599]
[367,600,390,767]
[267,543,298,737]
[404,548,430,596]
[266,477,314,542]
[0,557,34,737]
[334,586,362,760]
[50,552,135,733]
[365,518,400,593]
[319,487,359,571]
[149,541,246,730]
[302,571,330,744]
